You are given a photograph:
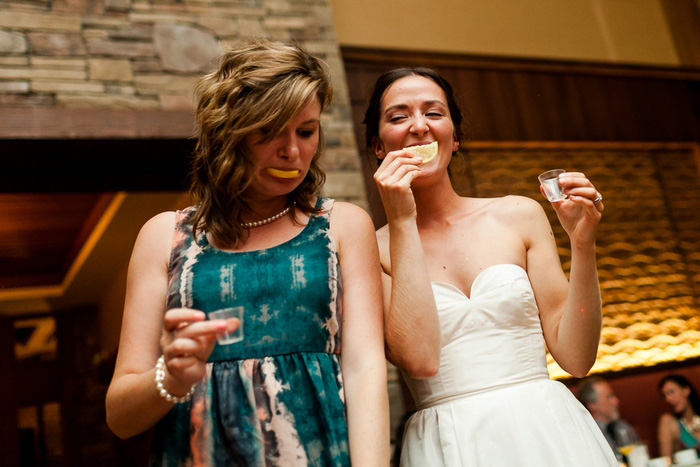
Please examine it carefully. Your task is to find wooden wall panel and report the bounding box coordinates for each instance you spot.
[343,47,700,146]
[660,0,700,67]
[343,46,700,222]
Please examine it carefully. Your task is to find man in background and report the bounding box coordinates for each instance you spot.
[577,376,641,463]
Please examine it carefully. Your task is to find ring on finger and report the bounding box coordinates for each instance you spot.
[593,194,603,204]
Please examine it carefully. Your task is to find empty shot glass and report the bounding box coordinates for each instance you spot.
[538,169,567,202]
[209,306,244,345]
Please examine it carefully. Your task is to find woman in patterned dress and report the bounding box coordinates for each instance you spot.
[106,39,389,466]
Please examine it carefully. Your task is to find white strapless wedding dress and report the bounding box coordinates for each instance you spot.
[400,264,618,466]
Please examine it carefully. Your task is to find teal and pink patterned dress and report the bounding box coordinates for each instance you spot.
[149,198,349,466]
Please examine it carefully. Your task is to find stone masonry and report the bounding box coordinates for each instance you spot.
[0,0,367,207]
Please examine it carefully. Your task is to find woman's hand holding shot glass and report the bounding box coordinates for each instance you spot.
[538,169,604,248]
[158,307,240,396]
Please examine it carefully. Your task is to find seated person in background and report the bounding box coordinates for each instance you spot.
[577,376,640,462]
[657,374,700,459]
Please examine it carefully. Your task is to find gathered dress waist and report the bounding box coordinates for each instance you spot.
[415,373,551,410]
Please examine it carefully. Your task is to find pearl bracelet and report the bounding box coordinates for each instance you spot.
[155,355,196,404]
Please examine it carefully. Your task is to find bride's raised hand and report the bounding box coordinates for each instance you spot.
[543,171,604,248]
[158,308,232,395]
[373,150,422,222]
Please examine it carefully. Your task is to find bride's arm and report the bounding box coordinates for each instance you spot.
[517,196,602,378]
[377,222,440,379]
[373,148,440,379]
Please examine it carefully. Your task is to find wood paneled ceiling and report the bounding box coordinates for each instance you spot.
[0,138,192,309]
[0,193,112,289]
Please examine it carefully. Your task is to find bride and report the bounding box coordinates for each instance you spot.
[363,67,618,466]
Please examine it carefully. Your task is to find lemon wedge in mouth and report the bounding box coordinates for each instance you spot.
[267,168,299,178]
[403,141,438,164]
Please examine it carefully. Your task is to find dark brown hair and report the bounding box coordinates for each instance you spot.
[659,374,700,419]
[362,67,465,163]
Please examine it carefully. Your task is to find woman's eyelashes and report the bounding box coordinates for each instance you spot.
[426,111,444,118]
[247,124,318,145]
[297,127,317,138]
[387,110,445,123]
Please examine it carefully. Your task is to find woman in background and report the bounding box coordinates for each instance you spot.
[106,39,389,466]
[658,374,700,459]
[364,67,617,466]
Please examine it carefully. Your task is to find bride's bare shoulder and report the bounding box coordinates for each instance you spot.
[491,195,543,215]
[468,195,541,216]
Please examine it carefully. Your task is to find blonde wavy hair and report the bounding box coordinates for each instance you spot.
[188,39,333,247]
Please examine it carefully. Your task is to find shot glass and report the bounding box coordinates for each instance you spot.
[209,306,244,345]
[538,169,567,202]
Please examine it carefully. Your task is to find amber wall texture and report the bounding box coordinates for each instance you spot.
[451,144,700,377]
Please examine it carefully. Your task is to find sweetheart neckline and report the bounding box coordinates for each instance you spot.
[431,263,527,300]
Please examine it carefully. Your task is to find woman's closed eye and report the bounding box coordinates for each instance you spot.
[388,114,407,123]
[297,127,318,138]
[388,112,442,123]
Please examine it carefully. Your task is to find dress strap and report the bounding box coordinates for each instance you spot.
[679,419,700,447]
[315,197,334,218]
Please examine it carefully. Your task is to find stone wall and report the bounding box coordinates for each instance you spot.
[0,0,367,206]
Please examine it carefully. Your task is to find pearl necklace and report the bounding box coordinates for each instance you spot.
[240,203,294,228]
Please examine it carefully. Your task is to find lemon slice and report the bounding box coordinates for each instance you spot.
[267,168,299,178]
[403,141,438,164]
